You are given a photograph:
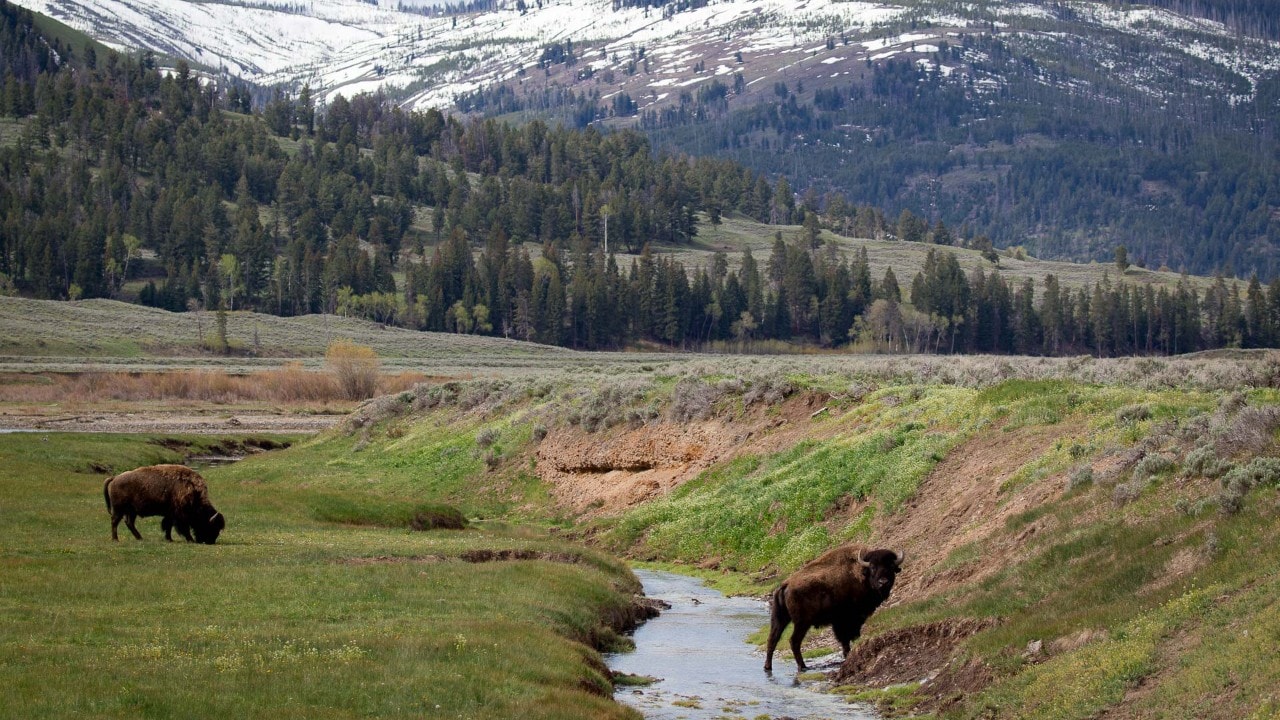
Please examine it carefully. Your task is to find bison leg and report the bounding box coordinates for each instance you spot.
[124,514,143,540]
[833,620,861,658]
[110,513,122,542]
[161,517,175,542]
[765,614,788,673]
[175,520,195,543]
[765,585,791,673]
[790,621,811,672]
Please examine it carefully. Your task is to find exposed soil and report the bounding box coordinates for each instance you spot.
[534,392,839,516]
[833,618,997,711]
[0,411,340,434]
[869,421,1087,603]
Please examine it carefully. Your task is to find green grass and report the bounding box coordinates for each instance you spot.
[596,380,1182,579]
[665,212,1234,294]
[0,433,641,719]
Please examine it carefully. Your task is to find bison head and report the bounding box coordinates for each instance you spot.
[193,511,225,544]
[856,548,904,595]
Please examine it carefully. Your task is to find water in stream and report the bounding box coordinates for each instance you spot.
[607,570,878,720]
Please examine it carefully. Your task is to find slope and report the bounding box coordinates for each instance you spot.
[206,349,1280,717]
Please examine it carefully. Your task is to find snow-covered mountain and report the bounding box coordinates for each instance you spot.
[13,0,1280,113]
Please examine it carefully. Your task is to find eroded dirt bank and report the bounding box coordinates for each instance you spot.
[527,397,1104,711]
[535,391,838,516]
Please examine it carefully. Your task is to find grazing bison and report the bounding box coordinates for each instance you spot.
[103,465,225,544]
[764,544,904,673]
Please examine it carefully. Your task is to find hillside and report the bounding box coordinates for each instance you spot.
[205,350,1280,717]
[2,3,1278,359]
[10,0,1280,277]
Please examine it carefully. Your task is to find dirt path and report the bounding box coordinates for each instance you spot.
[0,412,340,434]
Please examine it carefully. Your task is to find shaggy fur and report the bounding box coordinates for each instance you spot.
[764,544,903,673]
[103,465,225,544]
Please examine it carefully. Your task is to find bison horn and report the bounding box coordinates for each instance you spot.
[210,512,221,523]
[894,549,905,568]
[856,550,873,569]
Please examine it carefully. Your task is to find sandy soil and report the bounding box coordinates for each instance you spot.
[0,411,340,434]
[534,392,839,517]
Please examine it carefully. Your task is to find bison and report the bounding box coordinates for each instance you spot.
[764,544,904,673]
[103,464,225,544]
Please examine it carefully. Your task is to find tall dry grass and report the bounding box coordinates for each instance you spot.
[0,365,426,404]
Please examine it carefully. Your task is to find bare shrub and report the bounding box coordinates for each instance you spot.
[326,340,380,400]
[743,373,795,406]
[1214,406,1280,457]
[1113,477,1149,505]
[483,448,501,470]
[715,377,746,395]
[264,362,340,401]
[1217,391,1248,416]
[669,378,722,422]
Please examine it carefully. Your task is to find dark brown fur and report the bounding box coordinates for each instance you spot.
[103,464,225,544]
[764,544,903,673]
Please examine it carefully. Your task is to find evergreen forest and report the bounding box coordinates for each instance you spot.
[3,0,1280,356]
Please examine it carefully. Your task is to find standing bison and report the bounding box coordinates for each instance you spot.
[103,464,225,544]
[764,544,904,673]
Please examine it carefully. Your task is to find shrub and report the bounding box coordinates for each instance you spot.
[1133,454,1176,480]
[1184,444,1229,479]
[1214,406,1280,457]
[1115,404,1152,424]
[483,448,501,471]
[669,378,721,422]
[476,427,498,448]
[1217,457,1280,514]
[326,340,380,400]
[531,423,548,442]
[1069,466,1094,490]
[1113,477,1149,505]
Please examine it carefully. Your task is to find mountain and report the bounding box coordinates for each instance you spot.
[11,0,1280,279]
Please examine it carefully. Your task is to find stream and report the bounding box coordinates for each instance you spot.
[607,570,878,720]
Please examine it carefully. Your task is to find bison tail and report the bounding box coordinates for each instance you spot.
[770,584,791,627]
[103,477,113,513]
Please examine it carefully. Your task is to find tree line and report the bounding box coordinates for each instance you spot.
[1,0,1279,357]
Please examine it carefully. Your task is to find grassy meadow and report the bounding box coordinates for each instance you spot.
[202,351,1280,719]
[4,299,1280,719]
[0,433,642,719]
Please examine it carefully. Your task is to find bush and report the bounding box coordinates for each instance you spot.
[1113,477,1149,505]
[1184,444,1230,479]
[476,427,498,448]
[1214,405,1280,456]
[1133,453,1176,480]
[482,449,501,471]
[1116,404,1152,424]
[1069,466,1094,490]
[326,340,380,400]
[669,378,722,422]
[1218,457,1280,514]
